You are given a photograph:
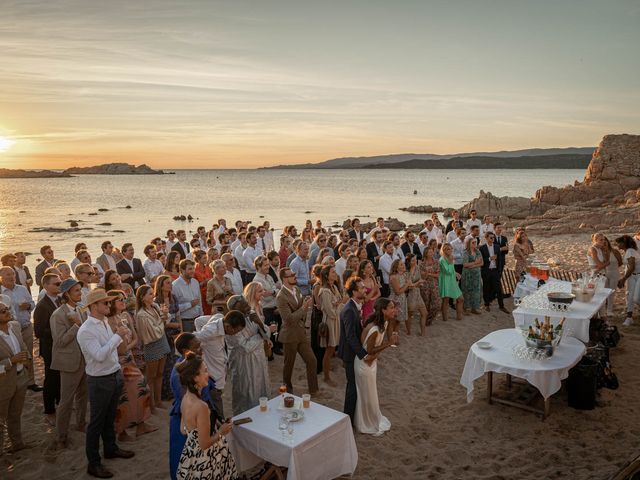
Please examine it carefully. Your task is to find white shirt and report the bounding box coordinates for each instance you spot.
[418,241,429,256]
[465,218,482,231]
[143,258,164,284]
[264,230,275,252]
[194,314,227,389]
[70,257,81,273]
[230,239,241,252]
[0,326,23,372]
[234,244,248,271]
[77,315,122,376]
[420,227,439,244]
[225,269,244,296]
[256,236,267,255]
[446,230,458,243]
[335,257,347,278]
[103,254,117,271]
[486,243,497,269]
[480,223,495,238]
[14,266,28,286]
[1,284,34,329]
[450,238,465,265]
[242,245,259,274]
[379,253,394,284]
[166,239,177,253]
[393,247,405,262]
[172,276,203,319]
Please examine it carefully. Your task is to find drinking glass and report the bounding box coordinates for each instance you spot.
[259,397,268,412]
[287,418,294,445]
[278,416,288,441]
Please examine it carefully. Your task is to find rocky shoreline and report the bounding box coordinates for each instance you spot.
[400,134,640,236]
[63,162,164,175]
[0,168,71,178]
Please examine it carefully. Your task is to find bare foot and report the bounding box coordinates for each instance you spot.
[136,422,158,437]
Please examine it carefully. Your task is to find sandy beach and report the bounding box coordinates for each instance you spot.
[3,233,639,480]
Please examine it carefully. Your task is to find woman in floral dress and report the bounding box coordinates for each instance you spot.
[420,245,441,325]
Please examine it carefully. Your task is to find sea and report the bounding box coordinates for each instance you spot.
[0,169,583,270]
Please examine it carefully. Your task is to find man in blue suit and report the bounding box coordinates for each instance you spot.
[337,276,370,424]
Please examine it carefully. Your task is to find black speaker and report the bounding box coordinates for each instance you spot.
[567,357,598,410]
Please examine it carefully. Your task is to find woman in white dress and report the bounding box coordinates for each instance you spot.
[354,298,399,436]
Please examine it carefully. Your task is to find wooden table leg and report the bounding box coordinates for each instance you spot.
[487,372,493,404]
[506,373,512,390]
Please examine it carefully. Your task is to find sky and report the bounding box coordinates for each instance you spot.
[0,0,639,169]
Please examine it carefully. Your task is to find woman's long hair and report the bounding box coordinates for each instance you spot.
[364,297,392,330]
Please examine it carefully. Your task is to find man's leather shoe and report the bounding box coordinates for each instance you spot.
[500,307,510,314]
[104,448,135,459]
[273,349,284,356]
[27,384,43,392]
[87,464,114,478]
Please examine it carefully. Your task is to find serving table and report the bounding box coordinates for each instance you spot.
[460,328,586,419]
[512,280,612,343]
[228,395,358,480]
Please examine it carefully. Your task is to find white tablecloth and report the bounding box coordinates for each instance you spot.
[512,281,612,343]
[513,275,563,299]
[460,328,586,401]
[228,396,358,480]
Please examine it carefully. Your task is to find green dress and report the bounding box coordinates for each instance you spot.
[438,257,462,299]
[461,250,483,309]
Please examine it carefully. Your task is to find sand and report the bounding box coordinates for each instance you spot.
[3,233,640,480]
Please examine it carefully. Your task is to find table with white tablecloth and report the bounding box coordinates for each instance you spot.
[228,396,358,480]
[512,281,612,343]
[460,328,586,418]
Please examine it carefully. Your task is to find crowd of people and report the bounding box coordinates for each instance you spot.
[0,212,635,478]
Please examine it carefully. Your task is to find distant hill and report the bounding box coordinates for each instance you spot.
[363,154,592,169]
[64,163,164,175]
[263,147,594,169]
[0,168,71,179]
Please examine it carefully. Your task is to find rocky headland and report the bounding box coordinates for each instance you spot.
[63,163,164,175]
[0,168,71,178]
[454,134,640,235]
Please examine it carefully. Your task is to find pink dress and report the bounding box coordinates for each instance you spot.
[362,286,374,325]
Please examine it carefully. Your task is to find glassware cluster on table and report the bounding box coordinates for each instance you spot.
[258,384,312,445]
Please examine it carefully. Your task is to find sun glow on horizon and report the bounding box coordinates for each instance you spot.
[0,137,15,153]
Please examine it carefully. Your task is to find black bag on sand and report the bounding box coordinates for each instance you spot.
[567,357,598,410]
[585,344,619,390]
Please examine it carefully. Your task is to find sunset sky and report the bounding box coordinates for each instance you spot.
[1,0,639,169]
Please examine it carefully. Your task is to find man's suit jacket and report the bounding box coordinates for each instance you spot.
[35,259,57,289]
[50,304,85,373]
[337,300,367,363]
[401,241,422,261]
[366,241,383,274]
[96,253,114,273]
[171,242,190,260]
[275,287,308,344]
[116,258,146,289]
[349,229,365,243]
[0,321,30,401]
[33,295,58,364]
[479,244,504,276]
[494,234,509,271]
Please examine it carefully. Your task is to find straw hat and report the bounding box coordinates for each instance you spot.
[84,288,118,307]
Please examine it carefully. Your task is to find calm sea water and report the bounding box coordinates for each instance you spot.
[0,169,583,269]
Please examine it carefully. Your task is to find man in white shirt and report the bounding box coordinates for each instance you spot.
[194,311,246,420]
[417,231,429,256]
[69,242,88,273]
[479,215,495,241]
[256,225,268,254]
[465,209,482,232]
[165,229,177,253]
[13,251,33,293]
[222,253,243,295]
[366,218,386,243]
[263,221,275,252]
[0,300,31,454]
[465,225,481,248]
[233,232,249,284]
[196,226,208,251]
[143,244,164,286]
[242,232,259,283]
[335,243,350,278]
[172,259,203,333]
[421,220,440,244]
[76,289,134,478]
[378,241,395,297]
[389,233,405,262]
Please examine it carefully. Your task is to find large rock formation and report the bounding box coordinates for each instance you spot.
[534,134,640,205]
[459,191,550,220]
[457,134,640,235]
[0,168,71,178]
[63,163,164,175]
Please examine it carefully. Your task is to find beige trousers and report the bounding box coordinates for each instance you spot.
[0,372,27,452]
[20,323,35,385]
[55,368,88,441]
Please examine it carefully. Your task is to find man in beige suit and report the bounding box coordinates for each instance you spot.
[0,301,30,454]
[275,267,318,395]
[50,278,88,449]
